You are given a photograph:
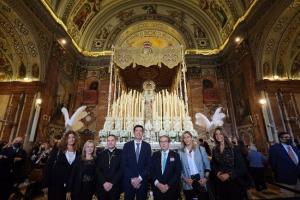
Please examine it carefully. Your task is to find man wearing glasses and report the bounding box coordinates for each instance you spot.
[150,135,181,200]
[269,131,300,194]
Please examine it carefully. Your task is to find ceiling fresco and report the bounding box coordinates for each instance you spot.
[42,0,255,56]
[0,0,52,82]
[253,2,300,80]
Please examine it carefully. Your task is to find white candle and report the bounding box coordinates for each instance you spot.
[142,98,145,119]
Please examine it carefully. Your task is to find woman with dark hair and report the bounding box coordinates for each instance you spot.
[212,127,248,200]
[42,131,80,200]
[66,140,96,200]
[178,131,211,200]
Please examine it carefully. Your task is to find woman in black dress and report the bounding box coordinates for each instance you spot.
[211,127,248,200]
[42,131,80,200]
[66,140,96,200]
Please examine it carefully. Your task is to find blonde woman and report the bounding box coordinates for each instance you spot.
[66,140,96,200]
[42,131,80,200]
[178,131,211,200]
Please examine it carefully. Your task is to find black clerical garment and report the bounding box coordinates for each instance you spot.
[96,148,122,200]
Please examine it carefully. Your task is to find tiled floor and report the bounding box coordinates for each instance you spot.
[248,183,300,200]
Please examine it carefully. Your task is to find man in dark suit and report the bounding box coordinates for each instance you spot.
[150,135,181,200]
[122,125,152,200]
[269,131,300,193]
[0,137,27,200]
[96,134,122,200]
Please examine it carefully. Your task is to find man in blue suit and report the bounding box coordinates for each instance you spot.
[150,135,181,200]
[269,131,300,192]
[122,125,151,200]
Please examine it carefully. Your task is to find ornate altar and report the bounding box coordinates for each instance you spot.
[99,41,197,149]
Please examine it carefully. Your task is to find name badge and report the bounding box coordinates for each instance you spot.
[170,157,175,162]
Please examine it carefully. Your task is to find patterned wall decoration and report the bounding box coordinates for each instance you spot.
[41,0,249,53]
[0,0,51,81]
[86,4,217,51]
[253,3,300,80]
[230,71,251,125]
[291,52,300,78]
[0,51,13,80]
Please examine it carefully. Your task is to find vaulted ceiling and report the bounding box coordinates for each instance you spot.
[42,0,255,55]
[1,0,299,82]
[0,0,51,81]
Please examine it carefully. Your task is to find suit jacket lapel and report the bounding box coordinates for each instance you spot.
[62,151,72,165]
[138,141,146,164]
[159,151,163,175]
[280,144,296,165]
[132,141,140,164]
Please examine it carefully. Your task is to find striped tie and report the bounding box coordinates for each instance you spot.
[136,143,140,163]
[288,146,298,165]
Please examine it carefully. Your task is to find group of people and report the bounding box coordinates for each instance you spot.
[0,125,299,200]
[41,125,250,200]
[0,137,27,200]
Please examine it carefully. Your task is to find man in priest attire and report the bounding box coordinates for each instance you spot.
[122,125,152,200]
[96,134,122,200]
[150,135,181,200]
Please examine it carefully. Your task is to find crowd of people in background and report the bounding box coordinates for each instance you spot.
[0,125,300,200]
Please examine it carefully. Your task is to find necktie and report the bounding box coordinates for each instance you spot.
[136,143,140,163]
[162,151,167,174]
[288,146,298,165]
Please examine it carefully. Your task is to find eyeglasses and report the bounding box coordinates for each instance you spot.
[159,140,169,143]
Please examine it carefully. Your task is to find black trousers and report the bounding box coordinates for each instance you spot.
[97,187,121,200]
[48,184,67,200]
[183,189,209,200]
[153,188,179,200]
[0,178,13,200]
[183,174,209,200]
[124,183,148,200]
[249,167,267,191]
[215,179,246,200]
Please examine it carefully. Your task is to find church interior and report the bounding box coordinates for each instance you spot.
[0,0,300,199]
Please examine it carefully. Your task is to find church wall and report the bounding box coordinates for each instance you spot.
[257,80,300,143]
[71,67,109,142]
[226,41,268,152]
[36,42,78,142]
[187,66,231,139]
[0,95,10,137]
[0,82,40,143]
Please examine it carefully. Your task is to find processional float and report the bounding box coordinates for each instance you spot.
[99,45,197,148]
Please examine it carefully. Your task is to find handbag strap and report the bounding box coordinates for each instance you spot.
[199,146,208,172]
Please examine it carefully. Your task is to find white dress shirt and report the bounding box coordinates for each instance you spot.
[65,151,76,165]
[134,140,142,153]
[161,149,169,174]
[282,143,299,164]
[134,140,143,181]
[185,148,198,175]
[154,149,169,186]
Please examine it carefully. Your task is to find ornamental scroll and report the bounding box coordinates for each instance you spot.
[114,44,182,69]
